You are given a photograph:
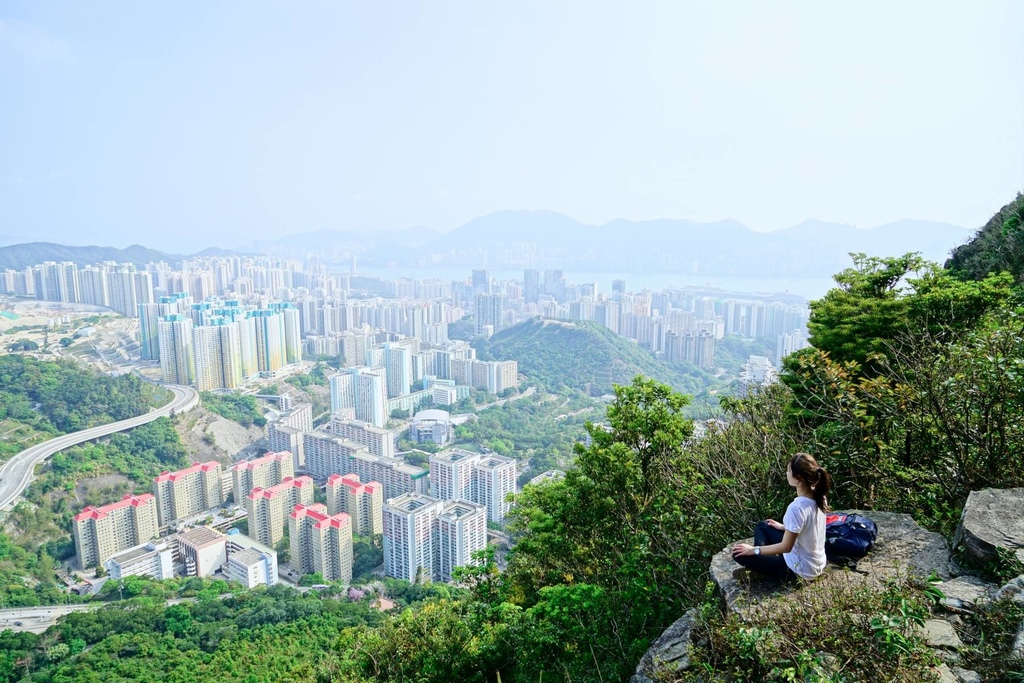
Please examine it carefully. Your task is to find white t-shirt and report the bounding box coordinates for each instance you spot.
[782,496,826,579]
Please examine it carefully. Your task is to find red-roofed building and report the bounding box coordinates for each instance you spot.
[231,450,294,504]
[72,494,159,569]
[327,473,383,536]
[289,503,353,583]
[245,475,315,547]
[153,460,224,526]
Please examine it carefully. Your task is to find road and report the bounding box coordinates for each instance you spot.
[0,605,94,634]
[0,384,199,512]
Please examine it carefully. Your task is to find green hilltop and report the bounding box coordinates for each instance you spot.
[477,317,712,395]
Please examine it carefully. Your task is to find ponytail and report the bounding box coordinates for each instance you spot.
[789,452,832,512]
[812,466,832,512]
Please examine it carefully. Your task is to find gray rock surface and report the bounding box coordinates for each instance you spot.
[953,488,1024,565]
[939,575,997,613]
[934,663,959,683]
[919,619,965,650]
[710,511,952,617]
[951,667,982,683]
[1013,619,1024,661]
[994,574,1024,605]
[630,609,698,683]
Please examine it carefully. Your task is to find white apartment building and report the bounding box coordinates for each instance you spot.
[383,494,443,582]
[328,417,400,458]
[435,501,487,582]
[430,449,517,524]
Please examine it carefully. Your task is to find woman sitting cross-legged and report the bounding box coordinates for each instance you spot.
[731,452,832,581]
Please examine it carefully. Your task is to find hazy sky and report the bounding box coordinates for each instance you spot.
[2,2,1022,252]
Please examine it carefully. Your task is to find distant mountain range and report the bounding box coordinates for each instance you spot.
[264,211,975,277]
[0,242,211,271]
[0,211,976,278]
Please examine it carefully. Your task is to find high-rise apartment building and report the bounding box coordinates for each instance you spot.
[382,494,487,582]
[73,494,159,569]
[326,473,383,536]
[383,342,412,398]
[232,450,294,504]
[328,417,399,458]
[329,367,388,427]
[303,430,428,499]
[435,500,488,582]
[471,455,517,525]
[246,476,316,547]
[383,493,442,582]
[429,449,516,524]
[153,461,225,526]
[474,293,503,335]
[158,315,195,384]
[288,503,353,583]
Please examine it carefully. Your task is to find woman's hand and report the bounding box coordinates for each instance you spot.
[732,543,755,558]
[765,519,785,531]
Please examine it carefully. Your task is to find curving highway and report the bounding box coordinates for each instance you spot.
[0,384,199,512]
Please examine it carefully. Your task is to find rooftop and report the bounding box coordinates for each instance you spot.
[178,526,226,548]
[155,461,221,483]
[233,451,291,471]
[74,493,155,522]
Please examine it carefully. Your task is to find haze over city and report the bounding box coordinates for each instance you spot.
[2,1,1022,252]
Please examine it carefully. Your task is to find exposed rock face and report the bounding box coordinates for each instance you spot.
[994,575,1024,605]
[953,488,1024,565]
[939,575,997,613]
[919,619,965,650]
[709,511,953,617]
[630,609,698,683]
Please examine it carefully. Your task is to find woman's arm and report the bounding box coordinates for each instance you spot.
[732,531,798,557]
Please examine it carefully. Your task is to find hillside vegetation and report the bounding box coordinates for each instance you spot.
[478,317,714,395]
[5,196,1024,681]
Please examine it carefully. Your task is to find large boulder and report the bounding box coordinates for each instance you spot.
[630,609,698,683]
[710,511,953,617]
[953,488,1024,565]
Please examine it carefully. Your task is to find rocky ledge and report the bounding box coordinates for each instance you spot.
[632,493,1024,682]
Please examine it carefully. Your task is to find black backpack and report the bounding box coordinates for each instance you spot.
[824,513,878,561]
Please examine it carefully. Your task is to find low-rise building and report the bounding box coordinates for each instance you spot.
[104,539,174,581]
[224,531,278,588]
[177,526,228,578]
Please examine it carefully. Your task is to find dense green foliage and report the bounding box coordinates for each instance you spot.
[452,391,597,484]
[200,392,266,427]
[447,314,475,340]
[286,362,331,388]
[0,355,169,438]
[479,317,714,395]
[947,192,1024,283]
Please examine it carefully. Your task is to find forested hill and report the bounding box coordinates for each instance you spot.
[476,317,710,394]
[946,192,1024,283]
[0,242,178,270]
[0,355,170,437]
